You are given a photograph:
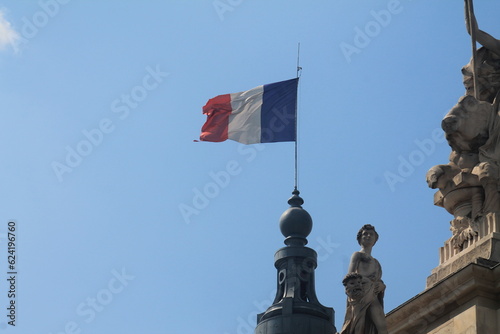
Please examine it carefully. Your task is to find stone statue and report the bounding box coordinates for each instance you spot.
[429,96,491,247]
[462,2,500,207]
[340,225,387,334]
[426,3,500,248]
[441,95,490,154]
[463,2,500,104]
[427,94,494,248]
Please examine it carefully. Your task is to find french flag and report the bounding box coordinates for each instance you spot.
[199,78,298,144]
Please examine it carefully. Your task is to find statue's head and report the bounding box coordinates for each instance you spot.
[356,224,379,246]
[462,47,500,103]
[441,95,492,153]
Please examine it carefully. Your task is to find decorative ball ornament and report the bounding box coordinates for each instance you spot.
[279,189,312,246]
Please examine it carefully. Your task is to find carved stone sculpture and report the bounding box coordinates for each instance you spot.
[441,95,490,154]
[462,3,500,214]
[340,225,387,334]
[427,96,493,247]
[463,2,500,104]
[426,4,500,248]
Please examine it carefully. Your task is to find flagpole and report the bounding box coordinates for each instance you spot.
[295,43,302,192]
[465,0,479,99]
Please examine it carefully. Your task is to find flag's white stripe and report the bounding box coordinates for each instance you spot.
[228,85,264,144]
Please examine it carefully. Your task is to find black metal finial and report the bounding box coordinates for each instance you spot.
[288,188,304,207]
[280,188,312,246]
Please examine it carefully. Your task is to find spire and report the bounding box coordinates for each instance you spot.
[255,190,336,334]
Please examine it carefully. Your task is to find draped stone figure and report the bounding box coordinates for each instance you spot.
[340,225,387,334]
[463,1,500,214]
[426,2,500,248]
[462,2,500,104]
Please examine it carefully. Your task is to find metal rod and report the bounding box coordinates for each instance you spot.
[466,0,479,99]
[295,43,301,191]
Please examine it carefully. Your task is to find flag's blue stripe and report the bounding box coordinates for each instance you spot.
[260,78,298,143]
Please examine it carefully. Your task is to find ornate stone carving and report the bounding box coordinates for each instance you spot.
[340,225,387,334]
[450,216,480,249]
[426,4,500,248]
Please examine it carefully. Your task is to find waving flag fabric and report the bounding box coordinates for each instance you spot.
[199,78,298,144]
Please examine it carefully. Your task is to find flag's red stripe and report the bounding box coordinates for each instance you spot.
[200,94,231,142]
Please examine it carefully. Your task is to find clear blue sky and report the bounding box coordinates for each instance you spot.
[0,1,497,333]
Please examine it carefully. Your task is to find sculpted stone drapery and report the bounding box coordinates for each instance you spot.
[426,4,500,249]
[340,225,387,334]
